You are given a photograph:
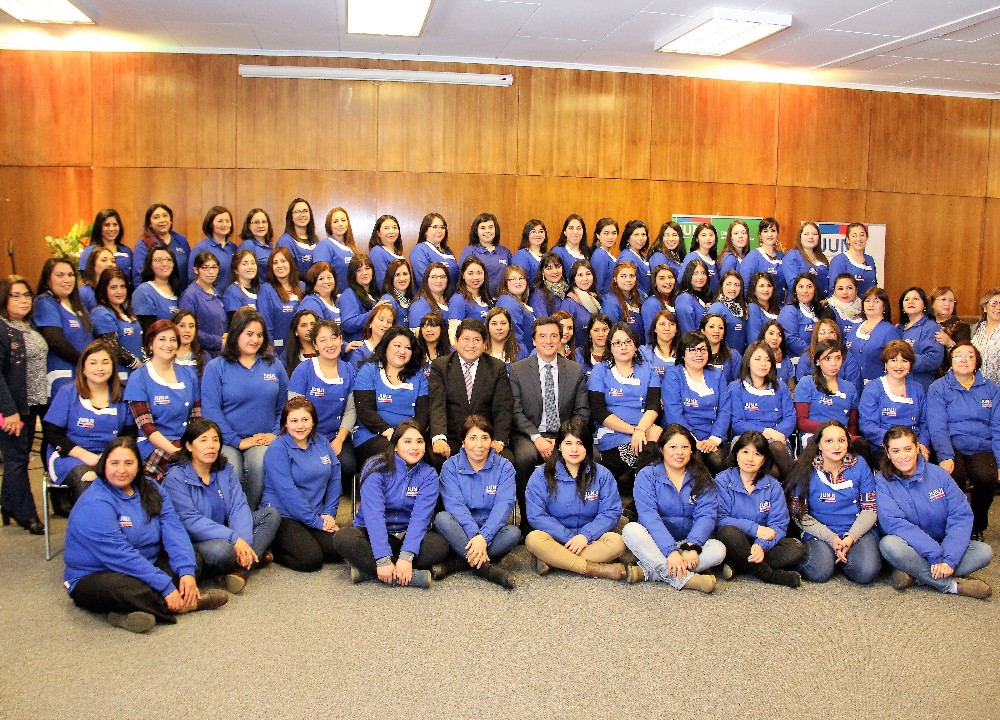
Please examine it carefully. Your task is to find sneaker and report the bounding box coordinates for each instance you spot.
[225,570,247,594]
[890,570,917,591]
[767,569,802,588]
[955,578,992,599]
[720,563,734,580]
[535,557,551,576]
[624,564,645,584]
[108,611,156,633]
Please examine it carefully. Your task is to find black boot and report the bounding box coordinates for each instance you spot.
[473,562,516,590]
[430,555,467,581]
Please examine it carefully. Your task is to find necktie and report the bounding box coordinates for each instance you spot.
[543,363,558,433]
[463,360,474,403]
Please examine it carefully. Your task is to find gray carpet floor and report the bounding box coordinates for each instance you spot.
[2,464,998,720]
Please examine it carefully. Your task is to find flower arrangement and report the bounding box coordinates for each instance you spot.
[45,220,92,265]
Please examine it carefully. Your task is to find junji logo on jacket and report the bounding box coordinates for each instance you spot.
[928,487,945,501]
[485,484,498,496]
[584,490,599,502]
[405,486,419,498]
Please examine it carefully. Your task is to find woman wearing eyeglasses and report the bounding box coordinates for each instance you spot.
[662,331,731,475]
[972,288,1000,387]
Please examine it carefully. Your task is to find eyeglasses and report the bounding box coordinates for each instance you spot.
[249,220,268,226]
[686,346,709,354]
[987,300,1000,308]
[152,257,174,264]
[610,339,634,348]
[8,292,31,299]
[952,355,976,362]
[291,209,310,216]
[429,224,447,230]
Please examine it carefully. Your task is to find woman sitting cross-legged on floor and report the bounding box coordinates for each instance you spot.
[334,420,449,588]
[432,415,520,589]
[714,431,804,587]
[163,419,281,594]
[786,420,881,585]
[524,417,627,581]
[63,438,228,634]
[260,397,343,573]
[875,425,993,599]
[621,424,725,593]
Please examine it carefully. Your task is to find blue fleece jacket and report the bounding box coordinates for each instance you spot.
[859,375,929,448]
[899,315,944,392]
[662,366,731,441]
[876,457,973,567]
[525,461,621,543]
[261,433,341,529]
[714,467,789,552]
[728,380,795,437]
[353,457,439,559]
[440,449,516,544]
[163,461,253,545]
[927,371,1000,463]
[633,463,718,555]
[781,249,829,301]
[64,479,196,596]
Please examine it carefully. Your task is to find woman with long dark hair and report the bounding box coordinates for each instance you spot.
[201,308,287,510]
[551,214,590,278]
[715,431,804,586]
[80,208,132,286]
[91,268,143,379]
[525,417,626,580]
[63,438,228,633]
[132,203,190,290]
[377,258,414,328]
[460,212,512,298]
[674,257,713,337]
[314,207,357,293]
[617,220,651,295]
[222,248,259,323]
[338,254,380,344]
[409,213,458,293]
[179,251,226,358]
[527,252,568,320]
[876,426,992,598]
[132,244,182,333]
[238,207,275,269]
[433,415,519,588]
[589,217,619,297]
[256,246,303,354]
[261,397,344,572]
[164,418,281,592]
[334,420,449,587]
[600,261,643,340]
[621,424,724,592]
[680,222,719,294]
[786,420,880,584]
[511,219,547,287]
[35,257,94,396]
[189,206,237,288]
[368,214,405,290]
[409,262,451,332]
[496,265,535,352]
[647,221,685,280]
[276,198,320,275]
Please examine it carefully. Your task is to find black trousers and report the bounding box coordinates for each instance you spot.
[716,525,805,579]
[952,450,998,533]
[512,432,550,530]
[271,517,342,572]
[333,526,449,575]
[599,443,660,499]
[69,553,203,624]
[356,436,390,472]
[0,406,40,524]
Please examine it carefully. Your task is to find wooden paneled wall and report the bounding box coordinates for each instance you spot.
[1,50,998,312]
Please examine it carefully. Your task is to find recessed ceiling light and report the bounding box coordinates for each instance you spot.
[656,8,791,56]
[347,0,434,37]
[0,0,92,24]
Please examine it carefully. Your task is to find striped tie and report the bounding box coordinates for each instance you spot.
[543,363,558,433]
[463,360,474,403]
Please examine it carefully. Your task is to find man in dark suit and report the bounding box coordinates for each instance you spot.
[509,316,590,531]
[429,318,513,468]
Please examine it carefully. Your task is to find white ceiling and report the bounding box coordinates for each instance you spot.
[2,0,1000,97]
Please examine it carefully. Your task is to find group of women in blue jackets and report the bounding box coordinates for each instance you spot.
[1,202,999,632]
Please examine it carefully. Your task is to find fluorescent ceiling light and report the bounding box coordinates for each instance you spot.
[0,0,92,23]
[347,0,433,37]
[656,8,791,56]
[239,64,513,88]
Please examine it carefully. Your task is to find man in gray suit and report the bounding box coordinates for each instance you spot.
[509,316,590,532]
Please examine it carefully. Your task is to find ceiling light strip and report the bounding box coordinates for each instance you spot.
[238,64,513,87]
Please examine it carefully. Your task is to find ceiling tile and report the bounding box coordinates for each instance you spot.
[161,21,260,49]
[139,0,244,25]
[831,0,1000,37]
[877,56,1000,82]
[641,0,760,17]
[760,28,903,68]
[904,75,1000,93]
[943,14,1000,40]
[502,34,592,63]
[517,0,648,41]
[419,0,540,58]
[890,36,1000,63]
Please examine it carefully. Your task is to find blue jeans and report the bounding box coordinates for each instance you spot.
[194,506,282,575]
[434,511,521,563]
[879,535,993,593]
[0,406,39,523]
[798,533,881,584]
[621,522,726,590]
[221,444,268,511]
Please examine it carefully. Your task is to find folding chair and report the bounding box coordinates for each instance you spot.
[42,469,71,561]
